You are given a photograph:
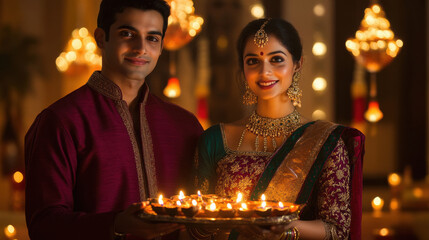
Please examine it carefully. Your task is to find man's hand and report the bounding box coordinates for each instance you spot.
[114,202,184,239]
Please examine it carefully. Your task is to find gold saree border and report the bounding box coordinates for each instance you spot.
[263,121,338,202]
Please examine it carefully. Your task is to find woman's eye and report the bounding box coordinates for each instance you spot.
[246,58,259,65]
[271,56,285,63]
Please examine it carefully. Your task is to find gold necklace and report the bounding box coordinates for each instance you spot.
[237,110,302,152]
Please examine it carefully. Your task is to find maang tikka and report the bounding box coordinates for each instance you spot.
[254,18,271,48]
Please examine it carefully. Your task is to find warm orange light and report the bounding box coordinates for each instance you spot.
[163,77,181,98]
[345,3,402,73]
[56,27,102,74]
[365,100,383,122]
[260,194,266,201]
[4,224,16,238]
[379,228,390,236]
[13,171,24,184]
[209,202,216,211]
[158,194,164,205]
[413,187,423,198]
[372,196,384,211]
[240,203,248,210]
[388,173,401,186]
[278,202,284,209]
[390,198,399,211]
[192,199,197,206]
[236,192,243,203]
[179,190,185,200]
[164,0,204,50]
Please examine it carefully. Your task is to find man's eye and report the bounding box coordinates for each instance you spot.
[147,36,160,42]
[119,31,133,38]
[271,56,284,63]
[246,58,259,65]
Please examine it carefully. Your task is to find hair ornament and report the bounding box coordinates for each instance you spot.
[254,18,271,48]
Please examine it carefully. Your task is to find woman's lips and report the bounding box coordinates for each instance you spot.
[257,80,278,89]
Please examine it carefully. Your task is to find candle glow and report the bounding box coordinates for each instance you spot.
[158,195,164,205]
[372,196,384,211]
[192,199,197,206]
[4,224,16,238]
[236,192,243,203]
[176,200,181,206]
[227,203,232,209]
[209,202,216,211]
[279,202,284,209]
[240,202,248,210]
[388,173,401,186]
[179,191,185,201]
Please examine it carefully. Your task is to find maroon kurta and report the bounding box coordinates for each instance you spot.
[25,72,203,240]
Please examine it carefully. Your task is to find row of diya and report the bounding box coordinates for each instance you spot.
[146,191,300,219]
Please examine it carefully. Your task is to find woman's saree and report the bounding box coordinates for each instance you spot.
[195,121,364,240]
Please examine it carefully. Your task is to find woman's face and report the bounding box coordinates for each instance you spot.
[243,35,299,103]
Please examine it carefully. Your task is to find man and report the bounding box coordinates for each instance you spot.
[24,0,203,239]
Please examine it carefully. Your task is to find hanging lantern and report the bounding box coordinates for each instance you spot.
[345,1,402,123]
[56,27,102,75]
[163,0,204,51]
[345,2,402,73]
[365,100,383,122]
[163,77,181,98]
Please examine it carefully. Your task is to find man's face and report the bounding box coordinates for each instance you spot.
[97,8,164,82]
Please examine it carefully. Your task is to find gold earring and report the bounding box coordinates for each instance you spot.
[243,82,257,105]
[287,72,303,107]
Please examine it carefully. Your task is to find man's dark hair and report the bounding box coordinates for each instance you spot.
[97,0,170,41]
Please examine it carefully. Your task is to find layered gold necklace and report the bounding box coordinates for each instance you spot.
[237,110,302,152]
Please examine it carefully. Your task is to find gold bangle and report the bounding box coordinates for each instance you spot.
[292,227,300,240]
[113,231,126,240]
[278,231,287,240]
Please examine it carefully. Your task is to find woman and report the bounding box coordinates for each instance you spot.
[193,18,364,240]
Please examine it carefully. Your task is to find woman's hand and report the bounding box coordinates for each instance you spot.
[113,202,184,239]
[236,222,297,240]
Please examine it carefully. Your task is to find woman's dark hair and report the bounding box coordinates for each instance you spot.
[97,0,170,41]
[236,18,302,71]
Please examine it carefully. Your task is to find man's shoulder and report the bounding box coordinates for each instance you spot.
[47,84,96,111]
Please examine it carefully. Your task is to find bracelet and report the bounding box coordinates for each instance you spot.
[279,227,300,240]
[113,231,126,240]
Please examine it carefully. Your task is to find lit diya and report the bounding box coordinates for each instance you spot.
[151,195,167,215]
[219,203,236,218]
[181,199,200,218]
[255,194,272,217]
[272,202,292,216]
[203,201,219,218]
[237,202,254,218]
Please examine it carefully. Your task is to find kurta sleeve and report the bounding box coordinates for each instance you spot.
[317,138,351,240]
[194,125,225,194]
[25,109,116,240]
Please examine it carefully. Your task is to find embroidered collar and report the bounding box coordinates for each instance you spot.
[87,71,149,104]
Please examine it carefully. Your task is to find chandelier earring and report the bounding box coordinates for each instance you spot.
[287,71,303,107]
[243,82,257,105]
